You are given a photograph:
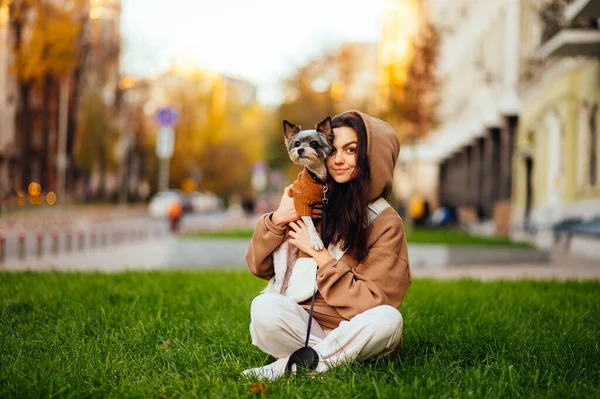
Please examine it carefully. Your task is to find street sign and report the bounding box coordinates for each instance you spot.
[155,106,179,127]
[156,126,174,159]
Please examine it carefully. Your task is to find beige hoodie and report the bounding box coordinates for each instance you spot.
[246,110,411,330]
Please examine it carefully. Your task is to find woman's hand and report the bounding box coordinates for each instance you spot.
[311,203,324,220]
[288,220,319,256]
[271,185,298,227]
[288,220,333,266]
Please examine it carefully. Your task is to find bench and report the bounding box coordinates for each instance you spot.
[553,217,600,251]
[567,218,600,237]
[552,218,584,244]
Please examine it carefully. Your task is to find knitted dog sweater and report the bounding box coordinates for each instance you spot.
[289,168,327,216]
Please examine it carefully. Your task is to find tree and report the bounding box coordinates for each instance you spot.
[197,140,253,200]
[9,0,83,190]
[386,22,440,143]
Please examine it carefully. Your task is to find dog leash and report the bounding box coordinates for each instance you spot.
[304,184,327,348]
[285,177,328,373]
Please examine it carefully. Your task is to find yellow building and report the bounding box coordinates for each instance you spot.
[512,0,600,248]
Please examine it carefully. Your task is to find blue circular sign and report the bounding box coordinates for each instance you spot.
[156,107,179,127]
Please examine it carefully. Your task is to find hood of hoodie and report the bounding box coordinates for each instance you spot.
[334,110,400,202]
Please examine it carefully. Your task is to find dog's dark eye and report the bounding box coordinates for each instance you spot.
[310,142,318,149]
[294,141,300,147]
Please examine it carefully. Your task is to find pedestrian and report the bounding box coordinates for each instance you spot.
[244,110,412,379]
[167,200,183,233]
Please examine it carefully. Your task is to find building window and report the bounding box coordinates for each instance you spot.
[590,104,598,186]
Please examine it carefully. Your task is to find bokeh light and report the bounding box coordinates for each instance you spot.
[46,191,57,206]
[28,182,42,197]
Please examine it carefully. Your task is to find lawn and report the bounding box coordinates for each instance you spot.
[1,271,598,398]
[186,227,534,248]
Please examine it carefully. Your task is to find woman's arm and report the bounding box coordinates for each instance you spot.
[245,185,301,280]
[309,212,411,320]
[245,213,286,280]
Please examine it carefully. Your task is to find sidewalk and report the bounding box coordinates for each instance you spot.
[411,260,600,281]
[2,236,599,280]
[0,204,148,233]
[1,236,249,272]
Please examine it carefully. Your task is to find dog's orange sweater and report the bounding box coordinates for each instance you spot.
[289,168,325,216]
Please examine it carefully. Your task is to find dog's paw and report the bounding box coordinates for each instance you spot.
[310,236,324,251]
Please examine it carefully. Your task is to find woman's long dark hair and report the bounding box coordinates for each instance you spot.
[321,112,371,262]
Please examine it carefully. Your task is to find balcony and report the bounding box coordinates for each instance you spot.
[539,0,600,58]
[565,0,600,21]
[539,28,600,58]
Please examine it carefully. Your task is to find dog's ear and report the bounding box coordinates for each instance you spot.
[315,117,332,140]
[283,120,300,140]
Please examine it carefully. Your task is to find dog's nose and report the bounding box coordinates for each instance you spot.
[298,148,304,156]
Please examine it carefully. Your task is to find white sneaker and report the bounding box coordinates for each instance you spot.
[242,357,289,380]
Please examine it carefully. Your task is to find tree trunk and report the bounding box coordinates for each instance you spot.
[41,73,53,190]
[65,68,78,197]
[18,83,32,191]
[11,3,32,191]
[98,143,107,202]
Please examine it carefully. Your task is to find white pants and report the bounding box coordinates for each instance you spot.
[249,293,403,368]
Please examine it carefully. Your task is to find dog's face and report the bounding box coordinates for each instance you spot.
[283,117,333,168]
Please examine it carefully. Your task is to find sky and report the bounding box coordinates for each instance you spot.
[120,0,383,106]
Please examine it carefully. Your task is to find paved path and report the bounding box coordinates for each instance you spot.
[1,237,250,272]
[0,208,254,261]
[411,261,600,281]
[2,236,599,280]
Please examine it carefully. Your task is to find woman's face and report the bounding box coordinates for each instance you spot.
[327,126,358,184]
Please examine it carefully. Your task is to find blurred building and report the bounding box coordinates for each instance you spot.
[512,0,600,247]
[79,0,127,199]
[85,0,121,104]
[412,0,522,232]
[417,0,600,244]
[0,2,17,202]
[112,76,151,202]
[0,0,123,203]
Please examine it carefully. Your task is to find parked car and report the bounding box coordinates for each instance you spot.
[189,191,223,213]
[148,190,191,218]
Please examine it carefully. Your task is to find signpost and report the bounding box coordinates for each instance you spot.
[155,106,179,192]
[251,162,267,193]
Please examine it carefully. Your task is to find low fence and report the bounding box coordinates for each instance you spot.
[0,221,168,264]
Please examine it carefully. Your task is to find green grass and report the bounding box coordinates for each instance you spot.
[406,228,535,248]
[185,229,257,239]
[1,271,599,398]
[186,227,534,248]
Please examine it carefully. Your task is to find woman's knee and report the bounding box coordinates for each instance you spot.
[250,293,291,330]
[361,305,403,341]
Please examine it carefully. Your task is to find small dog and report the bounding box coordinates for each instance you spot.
[265,116,333,296]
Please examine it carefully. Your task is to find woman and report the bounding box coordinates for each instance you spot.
[244,110,412,379]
